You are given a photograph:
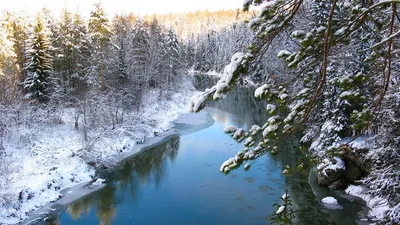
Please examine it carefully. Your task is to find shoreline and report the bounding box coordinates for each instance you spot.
[21,110,214,225]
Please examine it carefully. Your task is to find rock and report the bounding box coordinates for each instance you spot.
[318,169,344,186]
[344,159,362,183]
[329,178,348,190]
[317,157,345,186]
[321,196,339,205]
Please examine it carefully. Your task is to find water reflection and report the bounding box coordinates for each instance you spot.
[59,137,180,225]
[209,86,267,129]
[52,76,363,225]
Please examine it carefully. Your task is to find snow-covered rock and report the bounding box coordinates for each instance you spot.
[321,197,339,205]
[317,157,346,186]
[91,178,105,186]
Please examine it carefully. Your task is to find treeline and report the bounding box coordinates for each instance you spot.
[0,5,258,106]
[0,4,187,106]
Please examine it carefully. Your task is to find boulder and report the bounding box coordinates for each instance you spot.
[344,159,362,183]
[317,169,344,186]
[328,178,348,190]
[317,157,346,186]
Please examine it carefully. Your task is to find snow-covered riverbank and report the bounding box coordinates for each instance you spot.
[0,80,197,224]
[20,109,214,225]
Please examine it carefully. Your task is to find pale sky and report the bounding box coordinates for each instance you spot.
[0,0,243,16]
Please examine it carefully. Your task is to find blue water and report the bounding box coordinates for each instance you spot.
[57,108,286,225]
[48,86,366,225]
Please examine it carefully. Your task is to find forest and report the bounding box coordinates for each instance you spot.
[0,0,399,224]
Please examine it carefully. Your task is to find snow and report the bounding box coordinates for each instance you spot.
[317,26,326,33]
[266,104,277,113]
[268,115,280,124]
[263,124,278,136]
[317,157,345,176]
[223,125,237,133]
[189,52,246,113]
[91,178,105,186]
[277,50,291,58]
[233,128,245,140]
[276,205,285,214]
[249,125,261,135]
[0,78,194,224]
[279,93,288,100]
[245,136,254,146]
[254,84,269,98]
[243,0,251,5]
[297,88,311,97]
[339,136,371,149]
[257,0,277,17]
[340,91,353,98]
[321,197,339,205]
[334,27,346,36]
[220,157,235,172]
[282,193,288,200]
[205,70,223,77]
[291,30,306,38]
[345,185,390,221]
[248,17,261,28]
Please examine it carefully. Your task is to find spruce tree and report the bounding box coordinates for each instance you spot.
[164,28,181,86]
[88,3,111,90]
[24,14,53,103]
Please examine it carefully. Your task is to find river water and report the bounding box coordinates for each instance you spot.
[44,76,368,225]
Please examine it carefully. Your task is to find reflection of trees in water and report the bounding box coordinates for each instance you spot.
[278,135,336,225]
[195,74,334,224]
[64,136,180,224]
[44,216,60,225]
[65,185,117,225]
[95,186,117,225]
[128,136,180,188]
[194,74,268,127]
[192,74,220,91]
[209,86,267,127]
[66,196,92,220]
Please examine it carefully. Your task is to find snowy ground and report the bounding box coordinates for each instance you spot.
[345,185,390,222]
[0,80,194,224]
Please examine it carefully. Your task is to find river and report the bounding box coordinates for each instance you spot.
[40,75,368,225]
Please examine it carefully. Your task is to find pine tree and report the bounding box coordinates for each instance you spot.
[0,13,17,102]
[109,14,131,84]
[53,7,74,93]
[9,13,28,86]
[70,11,91,94]
[148,17,166,89]
[128,18,150,111]
[88,3,111,90]
[23,14,53,103]
[129,18,150,88]
[164,28,181,86]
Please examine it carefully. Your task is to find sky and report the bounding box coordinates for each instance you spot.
[0,0,244,16]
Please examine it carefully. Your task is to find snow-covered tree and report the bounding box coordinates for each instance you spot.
[129,19,150,86]
[69,11,92,95]
[108,14,131,85]
[0,13,17,102]
[147,18,166,89]
[23,14,53,103]
[88,3,111,90]
[164,28,182,87]
[189,1,400,223]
